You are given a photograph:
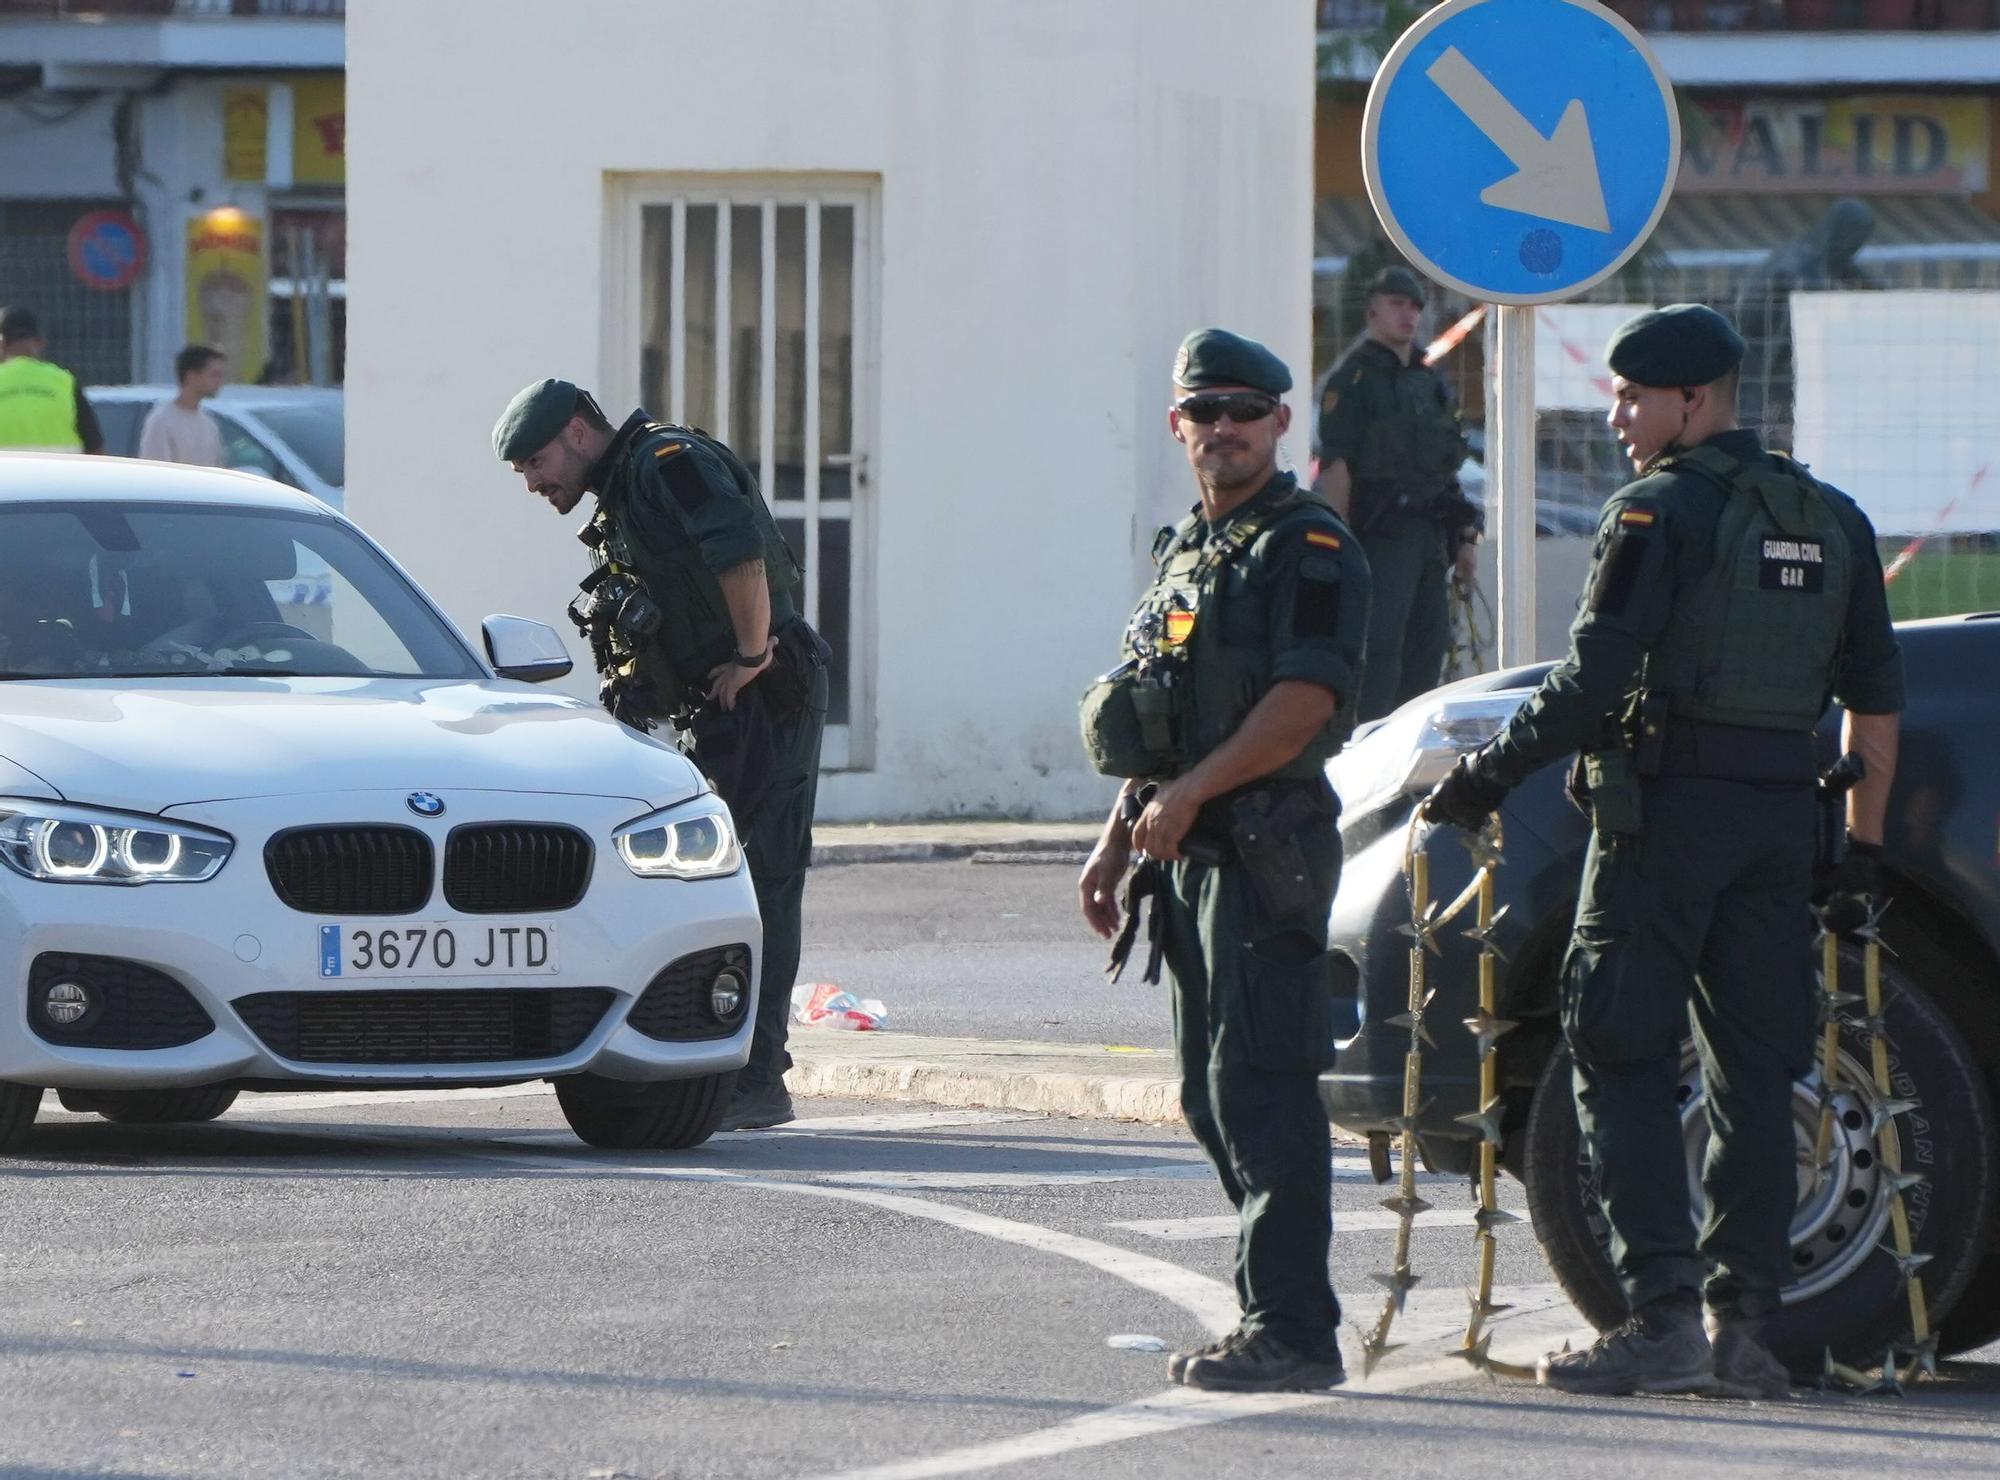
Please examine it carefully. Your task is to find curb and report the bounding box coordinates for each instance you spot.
[786,1052,1183,1123]
[810,835,1098,867]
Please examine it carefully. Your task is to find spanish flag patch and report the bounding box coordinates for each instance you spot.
[1619,509,1656,527]
[1305,530,1343,550]
[1163,610,1196,647]
[654,442,687,461]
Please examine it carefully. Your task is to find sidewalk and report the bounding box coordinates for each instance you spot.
[812,818,1101,866]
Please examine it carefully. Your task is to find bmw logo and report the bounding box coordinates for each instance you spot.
[406,792,446,818]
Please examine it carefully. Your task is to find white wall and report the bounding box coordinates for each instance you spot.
[348,0,1315,821]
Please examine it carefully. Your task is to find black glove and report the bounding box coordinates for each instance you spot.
[1422,754,1509,831]
[1815,840,1886,938]
[1563,753,1593,816]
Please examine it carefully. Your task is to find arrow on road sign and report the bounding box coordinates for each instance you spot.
[1424,47,1610,234]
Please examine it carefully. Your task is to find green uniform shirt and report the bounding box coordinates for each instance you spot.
[1481,429,1904,788]
[1315,338,1477,537]
[1181,471,1370,719]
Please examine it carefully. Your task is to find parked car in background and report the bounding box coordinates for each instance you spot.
[0,453,760,1153]
[87,385,344,511]
[1319,617,2000,1372]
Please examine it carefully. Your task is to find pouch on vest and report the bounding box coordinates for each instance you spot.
[1231,786,1330,922]
[1079,670,1180,780]
[1582,748,1642,842]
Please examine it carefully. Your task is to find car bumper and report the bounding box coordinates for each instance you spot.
[0,790,762,1090]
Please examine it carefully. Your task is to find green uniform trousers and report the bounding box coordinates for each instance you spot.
[685,650,829,1094]
[1157,793,1343,1355]
[1562,775,1819,1319]
[1356,523,1449,723]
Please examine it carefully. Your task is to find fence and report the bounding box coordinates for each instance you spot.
[1314,243,2000,653]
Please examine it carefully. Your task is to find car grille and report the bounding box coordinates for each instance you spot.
[29,953,216,1050]
[233,988,614,1065]
[266,827,434,915]
[627,945,753,1042]
[444,824,592,914]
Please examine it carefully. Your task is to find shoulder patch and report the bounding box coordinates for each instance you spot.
[657,441,713,513]
[654,442,687,461]
[1305,529,1343,550]
[1618,508,1656,527]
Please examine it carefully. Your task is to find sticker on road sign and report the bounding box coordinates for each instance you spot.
[1362,0,1680,306]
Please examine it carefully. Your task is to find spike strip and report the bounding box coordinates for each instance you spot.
[1812,927,1842,1170]
[1460,824,1510,1354]
[1365,838,1432,1368]
[1861,931,1930,1358]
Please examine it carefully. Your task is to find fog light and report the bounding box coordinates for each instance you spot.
[711,969,747,1021]
[43,979,91,1026]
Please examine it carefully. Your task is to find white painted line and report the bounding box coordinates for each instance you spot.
[813,1164,1214,1191]
[761,1109,1042,1136]
[1112,1207,1524,1241]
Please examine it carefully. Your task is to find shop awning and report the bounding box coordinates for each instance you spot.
[1315,191,2000,282]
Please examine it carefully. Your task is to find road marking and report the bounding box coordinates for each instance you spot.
[811,1164,1214,1190]
[1111,1206,1524,1241]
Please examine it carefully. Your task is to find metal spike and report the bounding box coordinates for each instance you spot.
[1460,827,1506,874]
[1462,1010,1518,1057]
[1395,907,1444,957]
[1862,1013,1895,1051]
[1383,1100,1435,1138]
[1388,1010,1438,1050]
[1866,1345,1904,1397]
[1818,1347,1839,1391]
[1452,1330,1495,1375]
[1454,1097,1506,1148]
[1369,1266,1421,1313]
[1460,908,1512,959]
[1466,1289,1515,1323]
[1817,985,1864,1014]
[1879,1241,1932,1284]
[1357,1324,1401,1377]
[1885,1168,1927,1197]
[1379,1191,1434,1219]
[1473,1205,1522,1235]
[1868,1099,1918,1138]
[1907,1332,1940,1380]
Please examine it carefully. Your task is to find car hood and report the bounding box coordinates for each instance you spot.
[0,678,705,814]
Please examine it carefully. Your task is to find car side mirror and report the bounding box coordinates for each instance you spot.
[483,615,573,683]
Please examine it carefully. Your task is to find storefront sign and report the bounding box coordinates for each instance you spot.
[292,73,345,187]
[186,209,267,380]
[1681,95,1989,194]
[224,88,269,183]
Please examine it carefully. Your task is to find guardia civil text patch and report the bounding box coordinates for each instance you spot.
[1759,533,1825,593]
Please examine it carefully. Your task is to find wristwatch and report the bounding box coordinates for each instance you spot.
[732,647,768,667]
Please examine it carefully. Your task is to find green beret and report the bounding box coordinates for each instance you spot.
[1366,266,1428,307]
[493,377,580,462]
[1605,305,1746,388]
[1173,328,1291,397]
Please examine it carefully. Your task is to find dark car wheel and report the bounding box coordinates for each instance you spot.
[59,1086,240,1124]
[1523,948,1997,1372]
[555,1070,737,1151]
[0,1082,39,1149]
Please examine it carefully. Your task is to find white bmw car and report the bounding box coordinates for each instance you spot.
[0,454,761,1150]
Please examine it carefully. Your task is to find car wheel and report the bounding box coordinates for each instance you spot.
[0,1082,40,1149]
[1937,1238,2000,1356]
[58,1087,240,1124]
[1522,947,1997,1372]
[555,1070,738,1151]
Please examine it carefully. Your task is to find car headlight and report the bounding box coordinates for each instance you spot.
[0,800,233,885]
[614,799,743,880]
[1327,689,1535,820]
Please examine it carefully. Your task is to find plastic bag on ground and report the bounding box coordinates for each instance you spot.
[790,981,888,1031]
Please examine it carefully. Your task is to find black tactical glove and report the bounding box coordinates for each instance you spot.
[1815,839,1886,938]
[1422,754,1509,831]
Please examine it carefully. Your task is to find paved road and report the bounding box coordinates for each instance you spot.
[2,1089,1994,1479]
[797,861,1168,1048]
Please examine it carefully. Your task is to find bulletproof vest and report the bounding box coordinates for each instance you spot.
[1642,443,1853,732]
[1347,355,1467,517]
[0,357,82,451]
[1080,488,1351,779]
[586,422,803,719]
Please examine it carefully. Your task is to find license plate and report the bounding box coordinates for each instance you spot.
[317,922,558,979]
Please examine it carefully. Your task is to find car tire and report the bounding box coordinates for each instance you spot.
[1523,948,1997,1373]
[58,1086,241,1124]
[1937,1240,2000,1356]
[555,1070,738,1151]
[0,1081,40,1149]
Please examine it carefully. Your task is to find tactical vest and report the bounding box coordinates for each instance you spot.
[1642,443,1853,733]
[1348,355,1467,517]
[0,357,82,451]
[1080,489,1353,780]
[587,422,803,720]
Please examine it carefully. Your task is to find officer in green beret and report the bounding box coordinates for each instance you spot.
[1422,304,1904,1397]
[1078,328,1370,1391]
[495,378,829,1134]
[1316,266,1479,721]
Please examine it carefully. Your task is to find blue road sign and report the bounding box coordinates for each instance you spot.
[1362,0,1679,306]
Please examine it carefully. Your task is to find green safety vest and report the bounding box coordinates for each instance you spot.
[0,357,82,451]
[589,422,802,720]
[1642,443,1853,732]
[1080,490,1352,780]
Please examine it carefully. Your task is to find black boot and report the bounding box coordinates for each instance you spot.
[1183,1329,1345,1393]
[718,1080,796,1132]
[1538,1294,1714,1396]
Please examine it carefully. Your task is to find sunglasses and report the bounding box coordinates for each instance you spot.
[1175,392,1278,425]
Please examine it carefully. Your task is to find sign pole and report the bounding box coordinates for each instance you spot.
[1493,304,1536,667]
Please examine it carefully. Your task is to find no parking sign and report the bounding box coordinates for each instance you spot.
[66,210,149,293]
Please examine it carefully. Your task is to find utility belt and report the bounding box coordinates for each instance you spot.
[1351,481,1450,537]
[1651,718,1817,784]
[665,617,828,731]
[1106,778,1336,983]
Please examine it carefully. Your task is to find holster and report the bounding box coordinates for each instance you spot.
[1230,785,1330,922]
[759,620,830,718]
[1627,690,1669,778]
[1581,747,1642,843]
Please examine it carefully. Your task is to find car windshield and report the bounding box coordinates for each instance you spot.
[0,501,481,681]
[246,401,344,488]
